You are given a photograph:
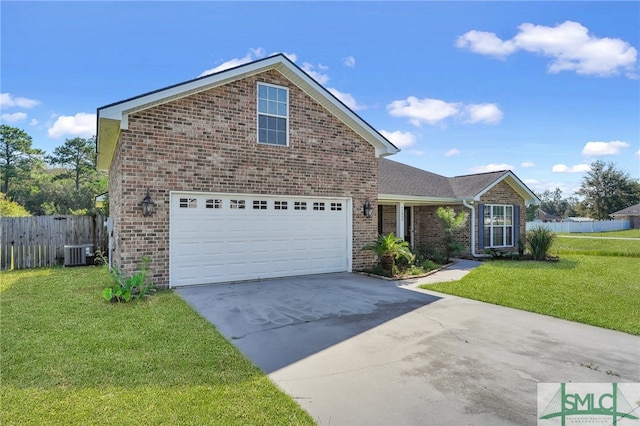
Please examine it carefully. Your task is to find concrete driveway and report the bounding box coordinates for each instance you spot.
[177,269,640,425]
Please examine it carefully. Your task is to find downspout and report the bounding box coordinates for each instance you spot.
[462,199,490,258]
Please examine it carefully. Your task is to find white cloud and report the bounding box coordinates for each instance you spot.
[463,103,503,124]
[47,112,96,138]
[29,118,39,126]
[445,148,460,157]
[279,52,298,62]
[552,163,591,173]
[525,179,576,195]
[1,112,27,123]
[327,88,366,110]
[302,62,330,85]
[470,163,514,173]
[457,21,638,78]
[581,140,630,156]
[379,130,416,148]
[521,161,535,168]
[199,48,266,77]
[456,30,516,58]
[0,93,40,109]
[342,55,356,68]
[409,150,425,156]
[636,150,640,157]
[387,97,461,126]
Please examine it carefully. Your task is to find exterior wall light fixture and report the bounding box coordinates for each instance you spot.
[141,189,155,217]
[363,198,374,218]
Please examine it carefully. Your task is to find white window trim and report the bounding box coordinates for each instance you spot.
[484,204,514,248]
[257,82,289,147]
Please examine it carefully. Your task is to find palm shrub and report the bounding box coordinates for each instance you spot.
[526,226,555,261]
[436,206,468,262]
[363,233,415,274]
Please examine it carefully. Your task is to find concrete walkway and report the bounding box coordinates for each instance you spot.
[397,258,482,288]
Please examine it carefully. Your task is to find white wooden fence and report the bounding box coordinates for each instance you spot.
[526,219,630,233]
[0,215,107,270]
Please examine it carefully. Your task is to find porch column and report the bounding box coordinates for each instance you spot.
[396,202,405,240]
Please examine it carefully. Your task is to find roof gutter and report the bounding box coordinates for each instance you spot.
[462,199,490,258]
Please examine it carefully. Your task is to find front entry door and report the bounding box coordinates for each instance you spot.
[404,206,412,246]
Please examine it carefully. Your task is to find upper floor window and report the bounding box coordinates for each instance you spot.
[257,83,288,146]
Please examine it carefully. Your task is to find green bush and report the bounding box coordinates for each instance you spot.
[363,233,415,273]
[436,207,468,262]
[526,227,556,261]
[103,256,155,302]
[421,259,440,271]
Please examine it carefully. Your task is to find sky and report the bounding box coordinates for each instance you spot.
[1,1,639,197]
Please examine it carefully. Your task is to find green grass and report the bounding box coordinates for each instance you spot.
[556,229,640,239]
[0,267,314,426]
[553,236,640,257]
[422,235,640,335]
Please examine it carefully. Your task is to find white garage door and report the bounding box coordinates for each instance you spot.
[170,192,351,287]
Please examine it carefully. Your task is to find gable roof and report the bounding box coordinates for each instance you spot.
[610,202,640,217]
[378,158,539,205]
[96,54,399,171]
[535,209,561,221]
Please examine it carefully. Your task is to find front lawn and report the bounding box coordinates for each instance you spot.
[425,256,639,334]
[557,229,640,239]
[0,267,314,425]
[553,236,640,257]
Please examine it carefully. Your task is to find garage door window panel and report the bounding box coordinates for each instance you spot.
[180,198,197,208]
[231,200,246,209]
[206,199,222,209]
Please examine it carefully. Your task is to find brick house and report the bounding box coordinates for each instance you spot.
[379,158,537,257]
[97,54,538,288]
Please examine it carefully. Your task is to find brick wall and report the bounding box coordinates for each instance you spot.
[413,205,471,255]
[379,205,397,235]
[109,69,378,287]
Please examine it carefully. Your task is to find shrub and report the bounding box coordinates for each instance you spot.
[421,259,440,271]
[363,233,415,274]
[526,227,556,261]
[436,207,468,262]
[103,256,155,302]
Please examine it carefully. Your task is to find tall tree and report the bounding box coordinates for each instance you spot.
[46,136,96,191]
[0,125,43,195]
[577,160,640,220]
[536,188,580,218]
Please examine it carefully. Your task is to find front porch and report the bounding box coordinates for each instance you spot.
[377,201,472,256]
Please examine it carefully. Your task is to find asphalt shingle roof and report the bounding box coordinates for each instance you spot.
[378,158,510,199]
[610,203,640,216]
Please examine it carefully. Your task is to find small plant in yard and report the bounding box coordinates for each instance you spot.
[363,233,415,275]
[103,256,155,302]
[517,236,526,256]
[526,226,556,261]
[436,206,468,262]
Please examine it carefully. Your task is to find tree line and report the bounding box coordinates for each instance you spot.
[526,160,640,221]
[0,124,107,217]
